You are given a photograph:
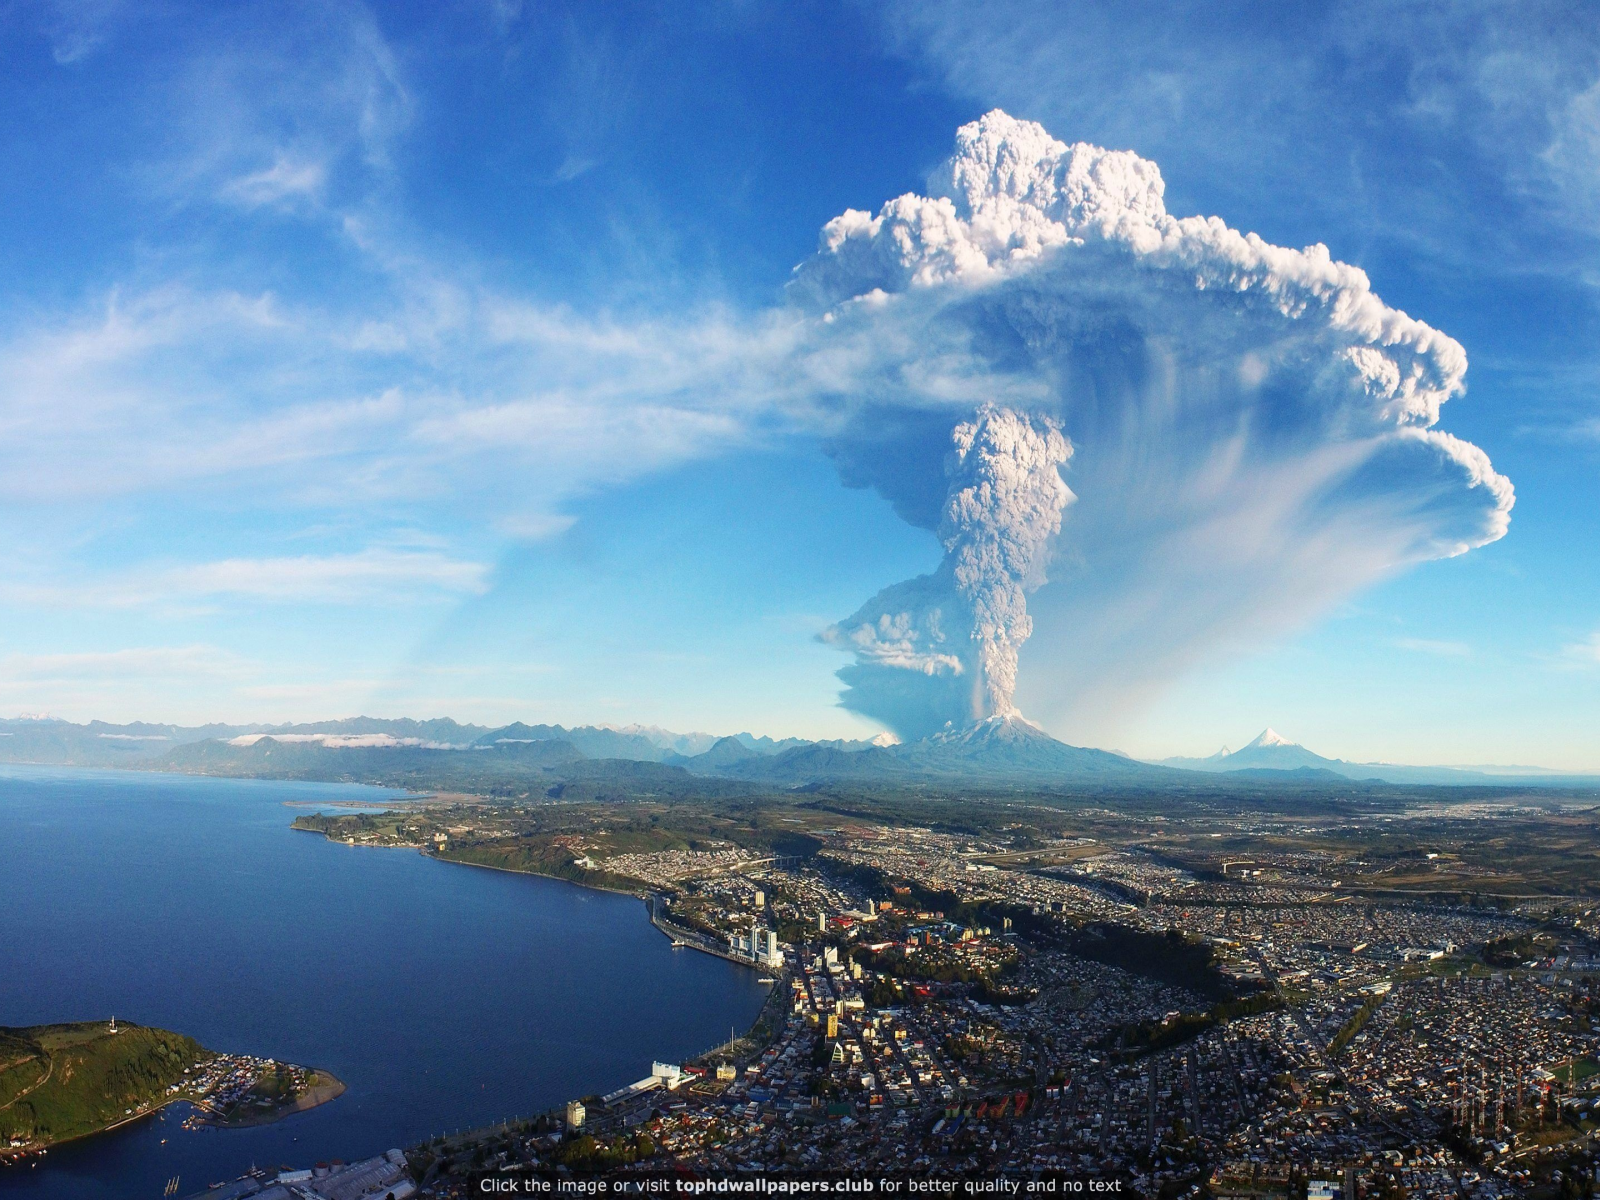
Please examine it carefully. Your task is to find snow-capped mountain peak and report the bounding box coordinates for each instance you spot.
[1246,727,1295,749]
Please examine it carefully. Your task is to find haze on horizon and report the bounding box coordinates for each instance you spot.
[2,1,1599,770]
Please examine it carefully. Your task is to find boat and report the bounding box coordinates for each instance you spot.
[757,976,776,984]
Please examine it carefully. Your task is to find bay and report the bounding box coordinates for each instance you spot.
[0,765,768,1198]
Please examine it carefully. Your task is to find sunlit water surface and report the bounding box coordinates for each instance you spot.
[0,765,767,1198]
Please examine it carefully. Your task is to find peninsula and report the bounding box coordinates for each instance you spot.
[0,1020,343,1159]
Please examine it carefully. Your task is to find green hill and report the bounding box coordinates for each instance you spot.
[0,1022,211,1150]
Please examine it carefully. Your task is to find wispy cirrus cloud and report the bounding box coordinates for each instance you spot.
[493,513,577,542]
[0,644,245,681]
[0,5,818,529]
[147,1,410,211]
[31,0,126,64]
[0,248,837,520]
[1563,631,1600,666]
[159,548,490,602]
[0,549,490,610]
[219,155,329,209]
[0,290,406,500]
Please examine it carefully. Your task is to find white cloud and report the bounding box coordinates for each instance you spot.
[882,2,1600,222]
[495,513,578,541]
[0,269,817,512]
[221,155,329,208]
[0,3,825,523]
[35,0,125,64]
[226,732,463,749]
[143,1,410,210]
[161,548,490,601]
[552,154,599,183]
[1564,631,1600,666]
[0,645,244,681]
[0,549,490,609]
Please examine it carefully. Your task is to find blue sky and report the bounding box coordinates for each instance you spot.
[2,0,1598,768]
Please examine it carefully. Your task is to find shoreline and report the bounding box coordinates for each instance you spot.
[422,847,784,974]
[282,798,429,810]
[1,1075,347,1166]
[410,852,790,1088]
[416,848,779,975]
[291,829,786,1039]
[289,819,784,1156]
[199,1072,346,1129]
[291,821,780,975]
[1,1047,348,1164]
[421,846,649,901]
[0,1096,184,1163]
[297,823,780,975]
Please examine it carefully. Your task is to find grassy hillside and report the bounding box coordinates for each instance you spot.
[0,1022,210,1148]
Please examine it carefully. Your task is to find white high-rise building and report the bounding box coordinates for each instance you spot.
[728,922,784,969]
[755,926,783,968]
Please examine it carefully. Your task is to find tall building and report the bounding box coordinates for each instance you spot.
[755,926,782,968]
[565,1100,585,1130]
[727,922,784,969]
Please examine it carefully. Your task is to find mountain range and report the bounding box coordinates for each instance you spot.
[0,716,873,769]
[0,715,1592,793]
[0,712,1167,791]
[1154,728,1596,787]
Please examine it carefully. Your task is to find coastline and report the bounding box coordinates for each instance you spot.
[296,822,780,999]
[419,845,781,976]
[0,1019,349,1165]
[289,818,647,895]
[406,846,777,976]
[7,771,781,1193]
[1,1097,181,1163]
[199,1072,346,1129]
[1,1072,346,1163]
[409,852,791,1100]
[291,828,787,1040]
[288,818,785,1157]
[420,845,648,901]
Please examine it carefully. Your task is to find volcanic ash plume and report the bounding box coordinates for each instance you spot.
[942,405,1072,717]
[798,110,1513,743]
[822,405,1072,734]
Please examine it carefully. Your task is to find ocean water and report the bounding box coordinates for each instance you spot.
[0,765,768,1198]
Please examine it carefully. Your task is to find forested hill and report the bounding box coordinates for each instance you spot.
[0,1022,210,1150]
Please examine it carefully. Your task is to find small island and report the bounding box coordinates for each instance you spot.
[0,1019,343,1159]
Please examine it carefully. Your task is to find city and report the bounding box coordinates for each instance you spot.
[6,4,1600,1198]
[290,792,1600,1198]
